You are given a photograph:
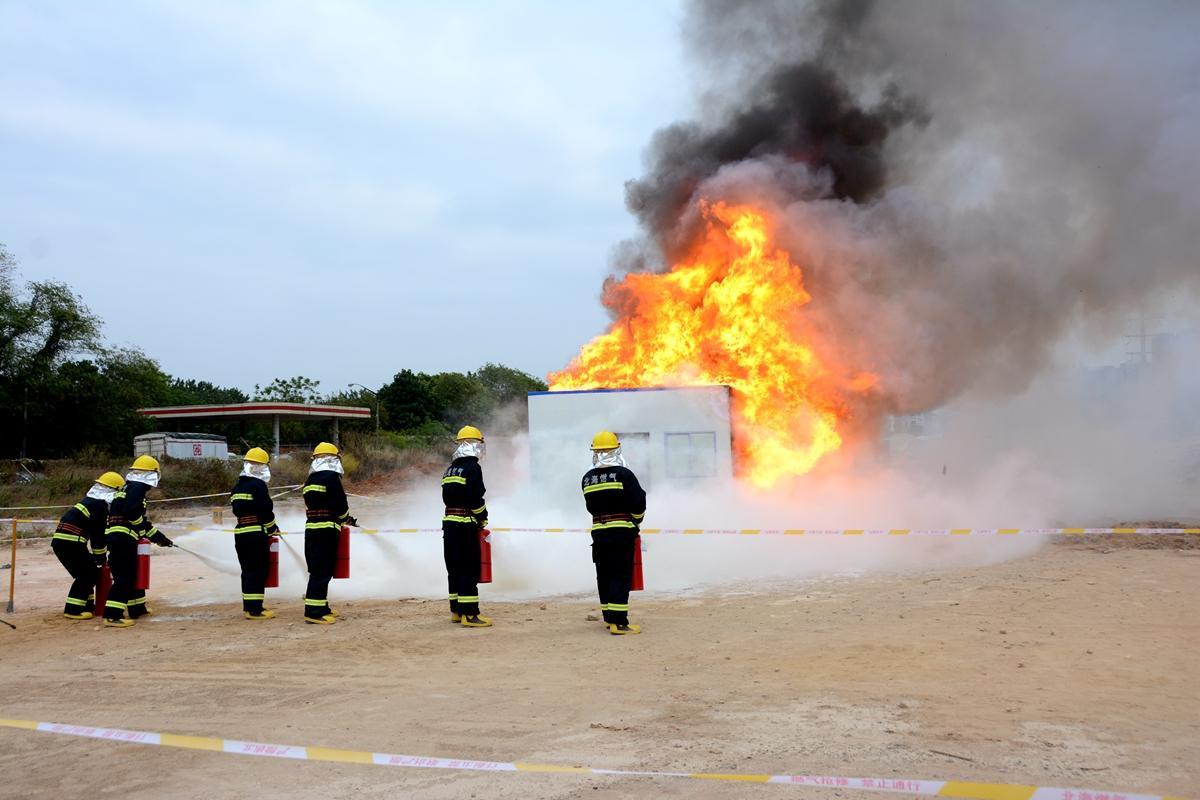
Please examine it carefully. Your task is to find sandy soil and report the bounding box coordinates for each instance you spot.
[1,539,1196,800]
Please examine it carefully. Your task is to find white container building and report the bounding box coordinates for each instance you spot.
[133,432,229,461]
[527,386,734,502]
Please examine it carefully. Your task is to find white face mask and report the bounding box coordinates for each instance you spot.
[242,461,271,483]
[592,447,626,468]
[454,440,485,460]
[86,483,118,504]
[126,469,160,488]
[310,455,344,475]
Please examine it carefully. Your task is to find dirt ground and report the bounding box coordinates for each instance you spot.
[1,539,1196,800]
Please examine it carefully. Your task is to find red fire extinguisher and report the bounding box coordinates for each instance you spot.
[135,537,152,590]
[631,535,644,591]
[478,528,492,584]
[95,564,112,615]
[333,525,350,579]
[265,535,280,588]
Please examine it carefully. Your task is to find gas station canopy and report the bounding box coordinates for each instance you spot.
[137,402,372,456]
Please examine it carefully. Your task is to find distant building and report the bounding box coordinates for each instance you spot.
[133,432,229,461]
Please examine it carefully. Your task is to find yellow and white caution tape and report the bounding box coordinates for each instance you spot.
[0,718,1184,800]
[198,526,1200,536]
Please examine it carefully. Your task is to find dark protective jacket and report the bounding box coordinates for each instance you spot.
[441,456,487,526]
[230,475,280,535]
[582,465,647,542]
[303,470,349,532]
[54,495,110,555]
[105,480,171,545]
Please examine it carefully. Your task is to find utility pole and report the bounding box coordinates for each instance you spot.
[350,384,381,434]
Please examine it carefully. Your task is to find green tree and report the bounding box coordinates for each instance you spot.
[253,376,322,403]
[170,378,248,405]
[377,369,439,431]
[0,245,103,456]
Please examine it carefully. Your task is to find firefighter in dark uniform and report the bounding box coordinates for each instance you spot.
[230,447,279,620]
[302,442,355,624]
[582,431,646,635]
[103,456,174,628]
[52,471,124,620]
[441,425,491,628]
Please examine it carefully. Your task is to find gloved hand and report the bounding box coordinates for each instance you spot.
[346,516,359,527]
[92,553,107,567]
[150,531,174,547]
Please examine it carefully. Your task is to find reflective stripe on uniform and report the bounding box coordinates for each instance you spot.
[457,595,479,603]
[305,521,341,531]
[304,598,327,606]
[107,527,138,539]
[126,597,146,606]
[591,520,638,531]
[607,603,629,611]
[472,505,487,515]
[65,596,88,606]
[302,484,327,494]
[74,503,91,518]
[242,593,265,600]
[441,476,467,485]
[443,515,477,524]
[106,601,127,610]
[583,481,624,494]
[448,594,459,600]
[52,533,87,544]
[230,493,254,501]
[631,512,645,521]
[234,526,266,534]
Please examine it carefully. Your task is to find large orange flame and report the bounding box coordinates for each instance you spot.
[549,201,870,488]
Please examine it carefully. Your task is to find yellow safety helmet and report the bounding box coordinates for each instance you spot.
[590,431,620,451]
[95,471,125,489]
[131,455,160,472]
[455,425,484,442]
[244,447,270,464]
[313,442,340,457]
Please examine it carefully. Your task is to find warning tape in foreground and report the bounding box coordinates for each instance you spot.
[0,718,1185,800]
[191,526,1200,536]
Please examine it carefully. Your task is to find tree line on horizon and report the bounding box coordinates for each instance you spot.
[0,245,546,459]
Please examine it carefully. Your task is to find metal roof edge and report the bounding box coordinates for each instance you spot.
[528,385,731,397]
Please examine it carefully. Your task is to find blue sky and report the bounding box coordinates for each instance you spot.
[0,1,688,393]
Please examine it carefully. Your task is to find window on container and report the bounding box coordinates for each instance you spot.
[665,432,717,478]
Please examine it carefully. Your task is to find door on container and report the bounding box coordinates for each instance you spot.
[615,432,651,490]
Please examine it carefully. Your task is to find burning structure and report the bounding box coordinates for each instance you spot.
[548,0,1200,492]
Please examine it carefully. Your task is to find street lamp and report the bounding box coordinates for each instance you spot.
[349,384,381,434]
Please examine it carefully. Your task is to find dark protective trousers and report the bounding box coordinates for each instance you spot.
[593,537,635,626]
[51,539,97,614]
[104,533,149,620]
[304,527,337,618]
[235,531,269,613]
[443,522,481,616]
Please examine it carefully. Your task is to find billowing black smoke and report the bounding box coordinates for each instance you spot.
[615,0,1200,420]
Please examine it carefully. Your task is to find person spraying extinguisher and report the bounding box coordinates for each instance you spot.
[302,442,355,625]
[102,456,174,628]
[51,471,124,620]
[582,432,647,635]
[441,426,491,628]
[229,447,280,620]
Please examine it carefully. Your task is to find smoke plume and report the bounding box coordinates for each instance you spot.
[622,0,1200,419]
